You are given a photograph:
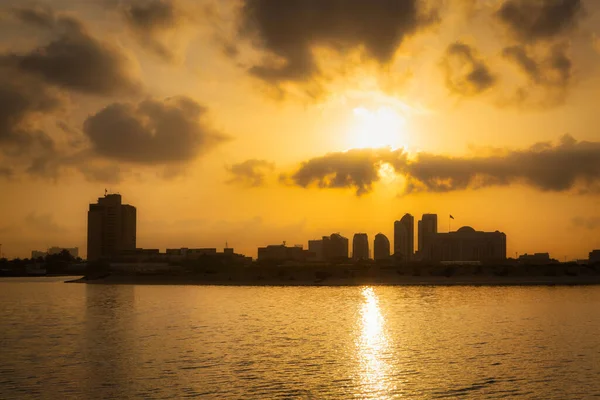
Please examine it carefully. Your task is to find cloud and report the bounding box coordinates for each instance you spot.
[502,44,571,106]
[283,135,600,196]
[8,8,141,96]
[121,0,184,62]
[281,147,407,196]
[503,44,571,86]
[12,5,56,29]
[572,216,600,230]
[226,159,275,187]
[0,66,61,155]
[442,42,496,96]
[238,0,437,83]
[405,134,600,193]
[496,0,583,43]
[76,162,123,184]
[83,96,228,164]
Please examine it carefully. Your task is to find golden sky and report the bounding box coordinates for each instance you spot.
[1,0,599,260]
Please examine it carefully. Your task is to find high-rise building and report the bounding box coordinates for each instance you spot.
[418,214,438,253]
[87,193,136,261]
[394,213,414,261]
[352,233,369,261]
[324,233,348,262]
[374,233,390,261]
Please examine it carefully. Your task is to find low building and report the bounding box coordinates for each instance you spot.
[31,250,47,259]
[48,247,79,258]
[518,253,558,265]
[257,245,313,263]
[32,247,79,259]
[422,226,506,263]
[308,240,324,261]
[166,248,217,259]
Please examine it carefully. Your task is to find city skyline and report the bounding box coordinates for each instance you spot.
[1,1,600,261]
[1,190,597,262]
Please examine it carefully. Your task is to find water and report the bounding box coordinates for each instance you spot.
[1,278,600,399]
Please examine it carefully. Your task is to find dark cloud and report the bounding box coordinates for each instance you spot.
[83,96,228,164]
[12,5,56,29]
[0,67,61,155]
[496,0,583,43]
[572,216,600,230]
[8,9,141,96]
[502,44,572,107]
[122,0,182,61]
[226,159,275,187]
[239,0,437,83]
[442,42,496,96]
[282,148,407,196]
[284,135,600,196]
[503,44,571,87]
[405,135,600,193]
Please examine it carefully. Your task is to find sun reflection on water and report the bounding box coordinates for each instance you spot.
[357,286,394,398]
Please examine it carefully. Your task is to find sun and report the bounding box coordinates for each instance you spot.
[348,106,406,150]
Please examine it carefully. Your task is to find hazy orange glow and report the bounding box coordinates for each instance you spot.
[0,0,599,261]
[348,106,407,150]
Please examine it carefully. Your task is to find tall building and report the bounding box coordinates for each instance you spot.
[352,233,369,261]
[87,193,136,261]
[374,233,390,261]
[394,214,414,261]
[324,233,349,262]
[418,214,438,253]
[422,226,506,263]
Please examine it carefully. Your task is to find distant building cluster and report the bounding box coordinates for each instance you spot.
[258,213,507,265]
[85,193,250,272]
[76,194,600,268]
[517,253,558,265]
[31,247,79,259]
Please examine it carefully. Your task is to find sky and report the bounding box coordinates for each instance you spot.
[1,0,600,260]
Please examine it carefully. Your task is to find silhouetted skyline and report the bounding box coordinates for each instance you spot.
[1,1,600,262]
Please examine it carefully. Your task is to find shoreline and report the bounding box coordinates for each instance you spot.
[67,274,600,287]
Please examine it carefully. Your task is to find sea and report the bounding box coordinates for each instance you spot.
[1,277,600,399]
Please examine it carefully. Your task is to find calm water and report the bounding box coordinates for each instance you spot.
[1,278,600,399]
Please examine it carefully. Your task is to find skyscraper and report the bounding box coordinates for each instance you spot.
[374,233,390,261]
[324,233,348,262]
[87,193,136,261]
[418,214,438,253]
[352,233,369,261]
[394,213,414,262]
